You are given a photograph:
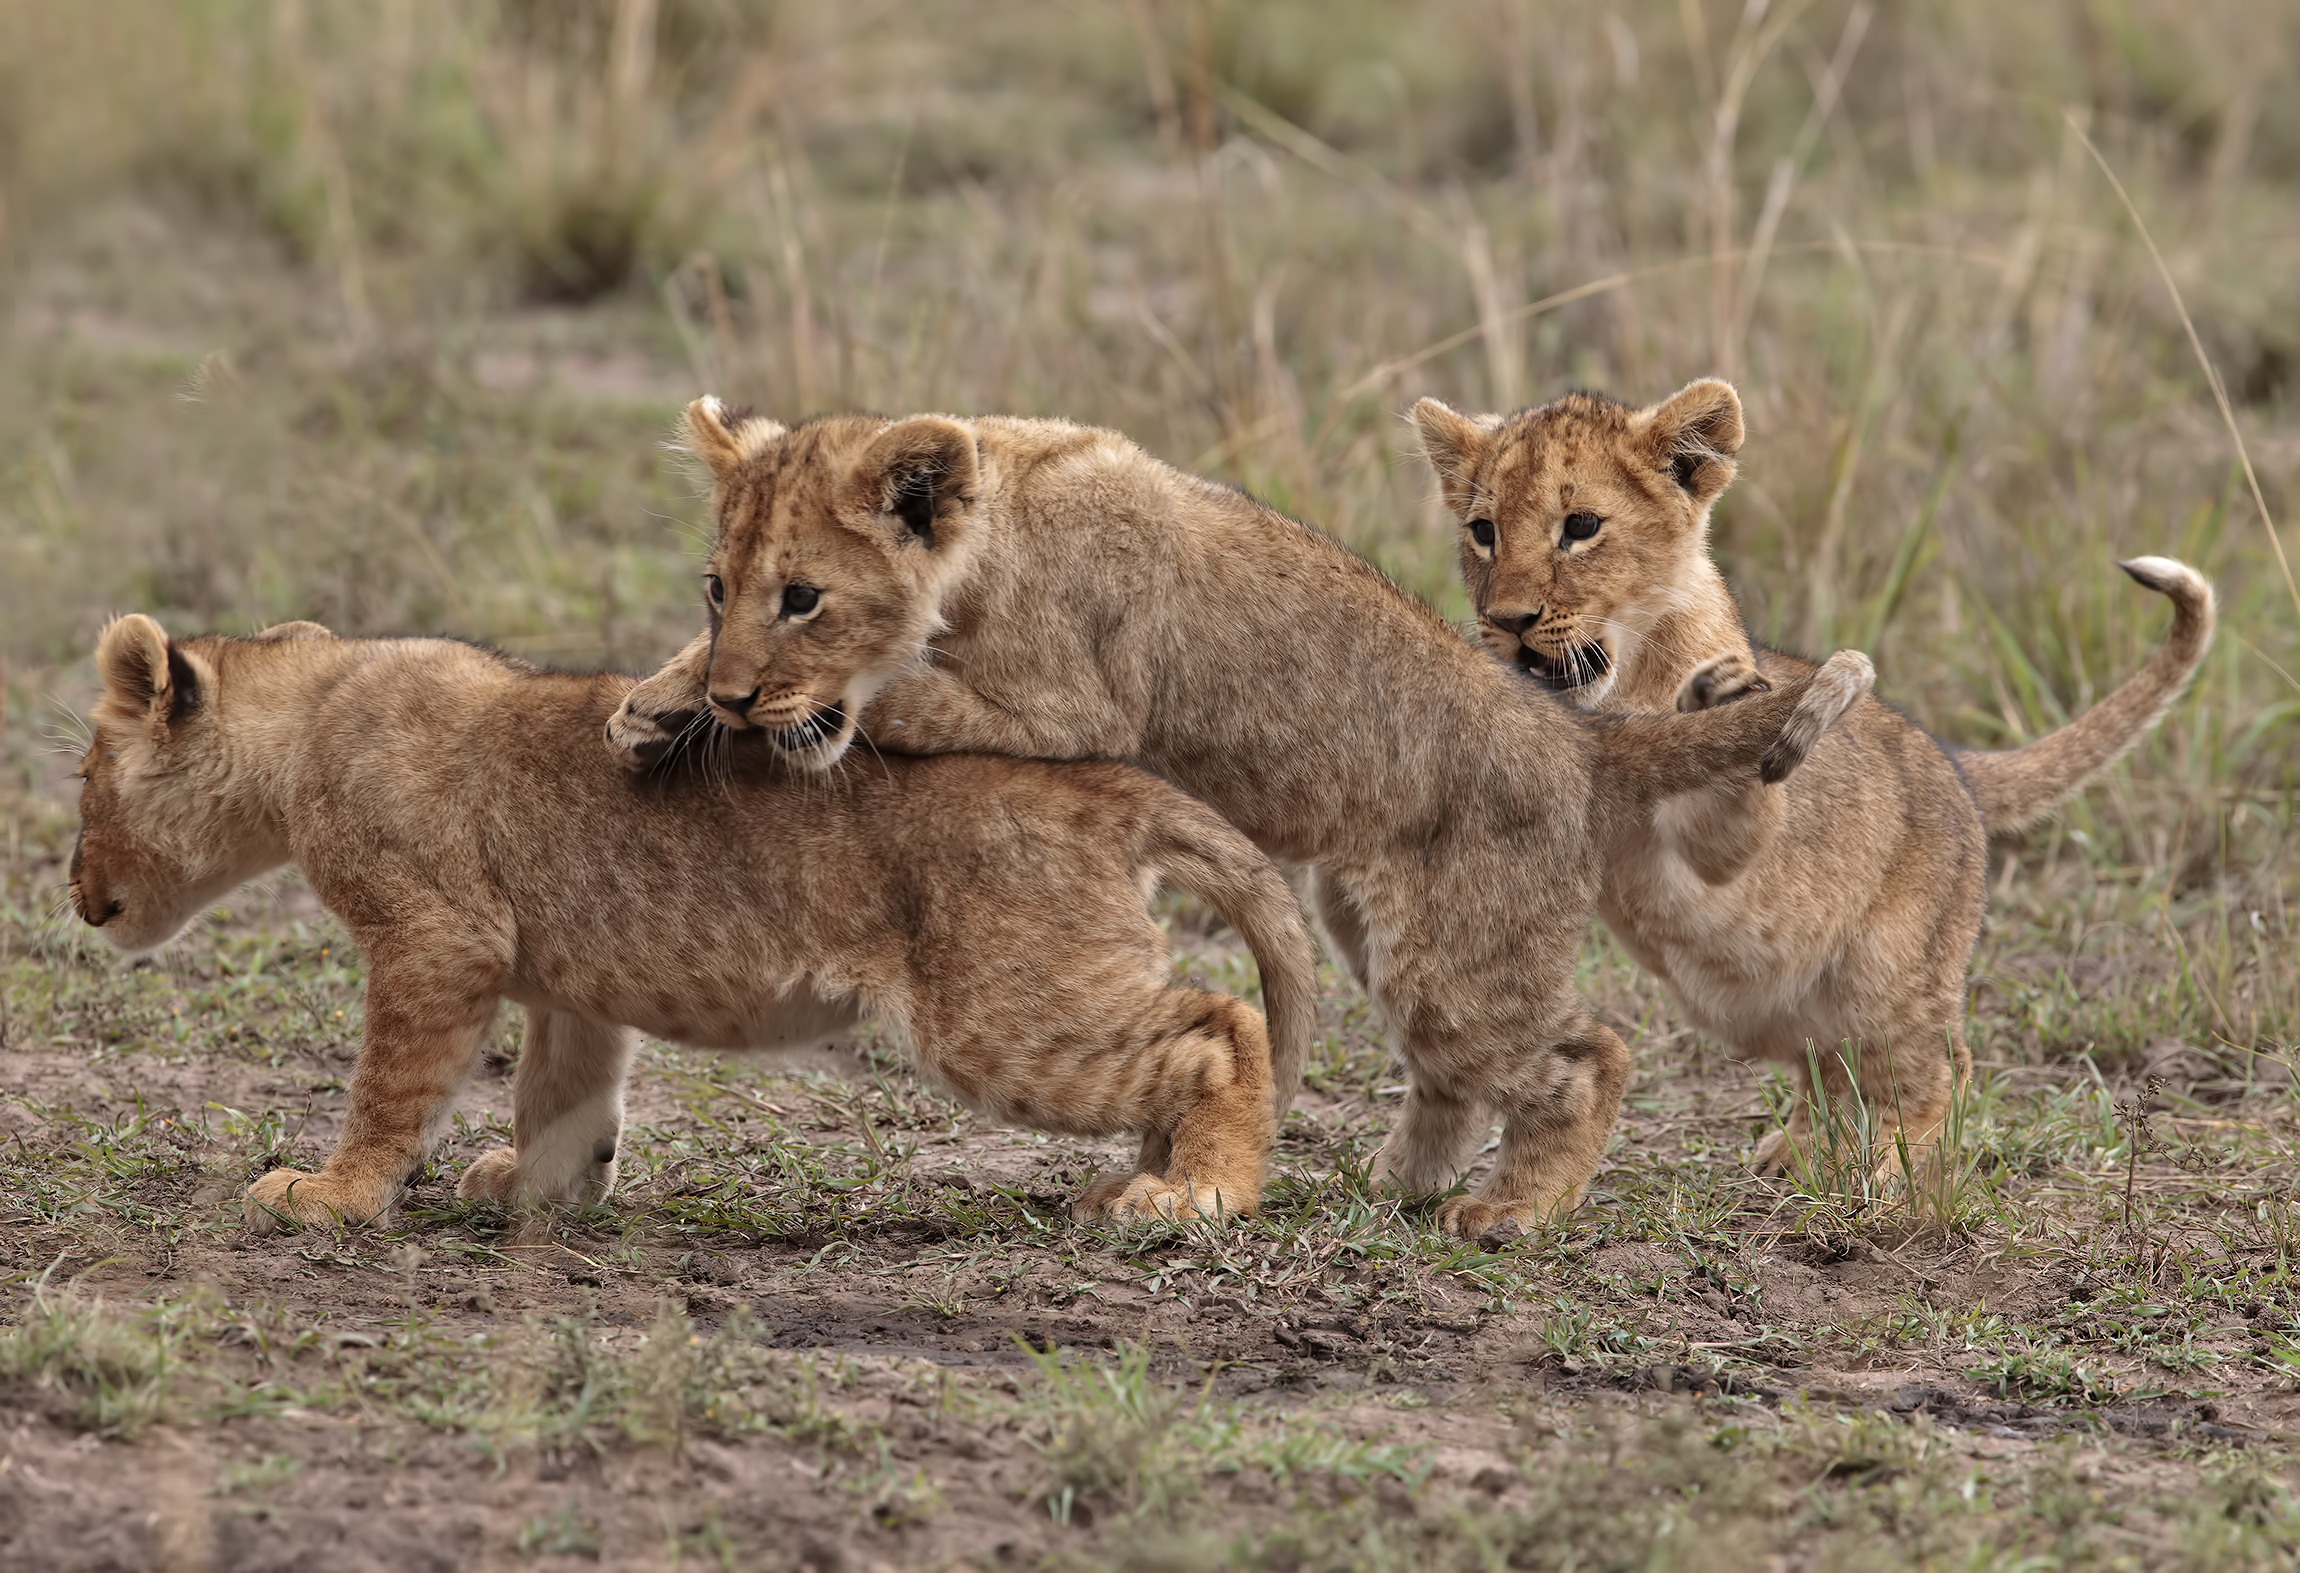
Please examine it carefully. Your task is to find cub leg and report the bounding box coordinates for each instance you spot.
[1663,653,1785,886]
[1437,1013,1631,1237]
[1368,1079,1491,1200]
[1751,1042,1872,1177]
[1847,1022,1966,1179]
[605,630,714,768]
[247,936,506,1232]
[460,1010,638,1207]
[863,664,1136,761]
[1070,994,1274,1223]
[1309,867,1373,994]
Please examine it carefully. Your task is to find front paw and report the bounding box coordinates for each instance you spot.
[1676,651,1770,713]
[605,694,698,771]
[245,1168,390,1233]
[1072,1172,1251,1223]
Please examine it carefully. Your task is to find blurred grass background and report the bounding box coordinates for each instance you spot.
[1,0,2294,1055]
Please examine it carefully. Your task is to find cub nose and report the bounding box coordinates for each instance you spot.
[708,685,761,720]
[1486,606,1541,637]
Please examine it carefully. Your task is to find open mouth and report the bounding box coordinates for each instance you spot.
[768,700,848,753]
[1517,641,1611,693]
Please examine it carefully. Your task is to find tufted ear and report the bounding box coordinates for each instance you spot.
[681,396,786,483]
[1410,398,1494,516]
[847,417,980,551]
[1639,378,1744,508]
[96,613,200,726]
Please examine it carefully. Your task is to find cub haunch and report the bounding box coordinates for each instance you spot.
[72,616,1317,1229]
[608,399,1876,1235]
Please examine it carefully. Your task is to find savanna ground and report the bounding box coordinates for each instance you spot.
[4,2,2300,1567]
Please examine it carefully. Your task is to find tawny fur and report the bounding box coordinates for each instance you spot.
[1413,380,2216,1171]
[70,616,1316,1230]
[606,400,1875,1235]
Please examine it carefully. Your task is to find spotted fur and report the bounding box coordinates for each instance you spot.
[608,402,1874,1235]
[71,617,1315,1230]
[1416,380,2215,1173]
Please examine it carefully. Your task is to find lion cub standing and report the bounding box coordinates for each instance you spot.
[70,616,1314,1228]
[604,399,1876,1235]
[1413,380,2215,1168]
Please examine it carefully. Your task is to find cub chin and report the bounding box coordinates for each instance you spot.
[70,614,1317,1231]
[1414,379,2215,1174]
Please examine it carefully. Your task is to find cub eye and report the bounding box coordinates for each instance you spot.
[704,573,726,608]
[1467,519,1495,549]
[1562,512,1604,543]
[781,583,820,618]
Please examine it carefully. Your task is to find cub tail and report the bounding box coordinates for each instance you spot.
[1954,557,2215,835]
[1145,800,1320,1131]
[1596,648,1876,811]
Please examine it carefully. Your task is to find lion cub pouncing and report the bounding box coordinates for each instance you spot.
[606,400,1876,1236]
[1413,379,2216,1170]
[70,616,1315,1229]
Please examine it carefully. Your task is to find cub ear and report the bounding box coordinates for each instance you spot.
[251,620,333,642]
[680,396,785,483]
[96,613,198,724]
[1640,378,1744,508]
[1410,398,1495,516]
[848,417,980,551]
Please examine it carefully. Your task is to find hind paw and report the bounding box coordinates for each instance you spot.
[1676,652,1770,713]
[457,1147,524,1203]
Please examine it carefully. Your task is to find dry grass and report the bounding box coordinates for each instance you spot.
[3,1,2298,1565]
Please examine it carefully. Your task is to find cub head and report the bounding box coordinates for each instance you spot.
[1412,378,1744,708]
[678,397,982,770]
[71,615,304,953]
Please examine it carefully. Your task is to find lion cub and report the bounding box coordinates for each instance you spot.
[70,615,1314,1229]
[604,399,1876,1236]
[1413,380,2215,1169]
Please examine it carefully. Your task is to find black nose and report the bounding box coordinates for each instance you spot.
[1489,609,1540,637]
[709,687,760,715]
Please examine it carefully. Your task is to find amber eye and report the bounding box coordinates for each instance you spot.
[1562,512,1603,543]
[1468,519,1495,549]
[704,573,726,607]
[782,583,820,617]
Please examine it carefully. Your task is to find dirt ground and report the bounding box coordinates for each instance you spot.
[5,785,2300,1571]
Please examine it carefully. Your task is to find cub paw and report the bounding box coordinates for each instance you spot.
[245,1168,387,1233]
[604,694,698,771]
[457,1147,523,1203]
[1436,1196,1560,1241]
[1675,652,1770,713]
[1758,649,1874,785]
[1750,1129,1798,1177]
[1073,1173,1249,1223]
